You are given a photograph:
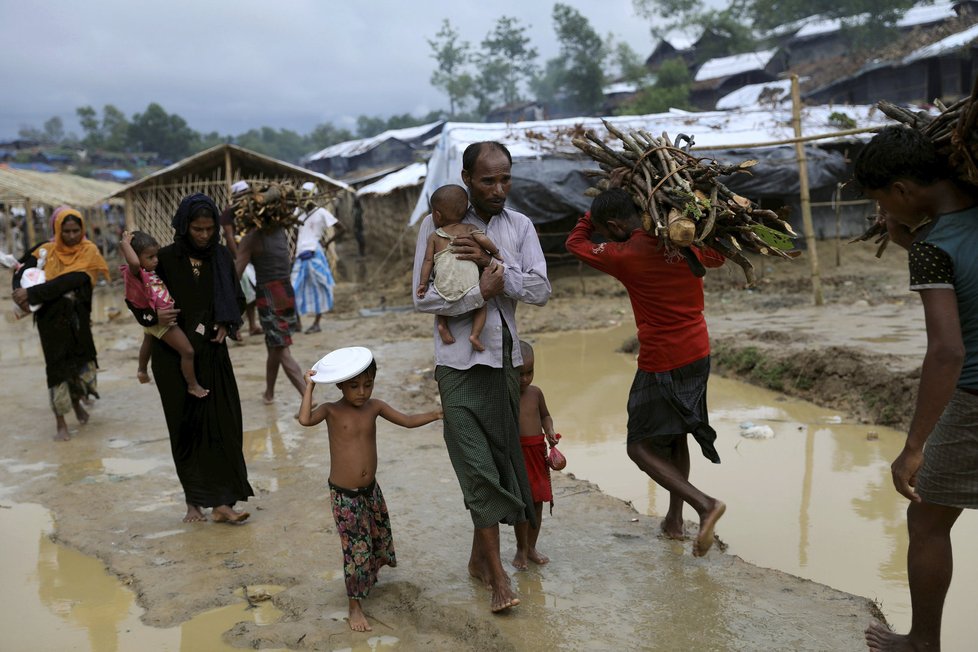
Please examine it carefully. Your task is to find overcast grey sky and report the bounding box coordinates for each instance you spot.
[1,1,664,141]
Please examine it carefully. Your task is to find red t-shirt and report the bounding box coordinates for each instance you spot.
[565,214,724,373]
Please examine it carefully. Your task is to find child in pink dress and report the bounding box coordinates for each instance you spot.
[121,231,208,398]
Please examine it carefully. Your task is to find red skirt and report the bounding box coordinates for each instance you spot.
[520,435,552,503]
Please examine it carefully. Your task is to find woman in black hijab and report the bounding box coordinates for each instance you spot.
[132,194,254,523]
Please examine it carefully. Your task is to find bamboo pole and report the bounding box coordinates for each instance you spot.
[689,125,881,152]
[791,75,823,306]
[125,190,135,231]
[224,147,233,203]
[25,198,35,246]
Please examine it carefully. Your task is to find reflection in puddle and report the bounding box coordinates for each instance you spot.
[0,502,285,652]
[533,324,978,649]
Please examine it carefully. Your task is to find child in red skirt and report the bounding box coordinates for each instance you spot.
[513,340,560,570]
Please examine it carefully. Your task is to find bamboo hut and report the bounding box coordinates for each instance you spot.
[355,162,426,262]
[0,167,123,256]
[103,144,351,251]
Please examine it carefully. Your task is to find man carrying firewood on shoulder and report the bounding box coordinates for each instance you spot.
[857,125,978,652]
[565,183,727,557]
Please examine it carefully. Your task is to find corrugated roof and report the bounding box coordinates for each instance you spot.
[0,167,123,207]
[357,162,427,197]
[794,2,957,40]
[695,49,777,82]
[304,121,444,162]
[903,22,978,62]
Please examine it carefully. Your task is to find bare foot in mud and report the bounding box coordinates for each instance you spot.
[187,384,209,398]
[468,560,492,589]
[348,599,372,632]
[659,518,687,540]
[137,370,151,384]
[73,402,89,425]
[693,500,726,557]
[183,505,207,522]
[262,392,275,405]
[212,505,250,524]
[54,417,71,442]
[527,548,549,565]
[511,550,528,571]
[865,621,916,651]
[489,576,520,613]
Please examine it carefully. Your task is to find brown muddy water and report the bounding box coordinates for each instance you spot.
[530,323,978,652]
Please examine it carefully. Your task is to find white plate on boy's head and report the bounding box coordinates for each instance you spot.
[310,346,373,384]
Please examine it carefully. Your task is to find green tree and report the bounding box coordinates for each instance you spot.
[76,106,102,147]
[609,40,650,85]
[101,105,130,152]
[234,127,307,162]
[531,4,606,116]
[43,117,65,144]
[618,58,692,115]
[355,115,388,138]
[305,123,354,151]
[475,16,539,112]
[428,19,475,117]
[128,103,197,160]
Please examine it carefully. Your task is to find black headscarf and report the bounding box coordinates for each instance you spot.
[171,193,241,329]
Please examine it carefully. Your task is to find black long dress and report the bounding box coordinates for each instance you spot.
[150,243,254,508]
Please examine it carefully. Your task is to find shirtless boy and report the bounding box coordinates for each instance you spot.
[513,340,559,570]
[416,184,501,351]
[297,352,442,632]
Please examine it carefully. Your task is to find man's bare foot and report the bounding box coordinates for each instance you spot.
[262,393,275,405]
[249,325,264,336]
[437,321,455,345]
[693,500,726,557]
[469,335,486,352]
[73,402,89,425]
[659,518,687,540]
[187,384,209,398]
[212,505,250,523]
[527,548,549,565]
[137,370,151,384]
[865,621,916,651]
[348,599,372,632]
[183,505,207,523]
[489,577,520,613]
[468,560,492,589]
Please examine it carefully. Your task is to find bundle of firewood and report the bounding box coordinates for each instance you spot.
[852,77,978,256]
[572,119,798,285]
[230,181,303,232]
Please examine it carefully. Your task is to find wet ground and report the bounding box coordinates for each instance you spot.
[0,286,879,651]
[531,324,978,651]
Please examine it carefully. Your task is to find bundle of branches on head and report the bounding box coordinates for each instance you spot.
[572,119,798,286]
[230,181,302,233]
[852,79,978,256]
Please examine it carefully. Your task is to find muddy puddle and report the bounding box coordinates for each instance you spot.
[531,323,978,650]
[0,502,289,652]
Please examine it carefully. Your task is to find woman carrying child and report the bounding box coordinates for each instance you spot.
[127,194,254,524]
[120,230,208,397]
[12,207,110,441]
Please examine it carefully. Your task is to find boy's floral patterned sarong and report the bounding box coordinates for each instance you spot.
[329,480,396,599]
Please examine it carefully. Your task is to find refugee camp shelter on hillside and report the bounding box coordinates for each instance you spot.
[0,167,123,255]
[409,104,896,259]
[302,121,444,183]
[690,49,786,110]
[104,144,350,253]
[806,22,978,105]
[780,1,971,69]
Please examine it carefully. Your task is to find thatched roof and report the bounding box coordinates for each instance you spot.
[0,166,123,207]
[105,143,351,199]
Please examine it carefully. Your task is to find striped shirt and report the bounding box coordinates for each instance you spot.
[413,205,551,370]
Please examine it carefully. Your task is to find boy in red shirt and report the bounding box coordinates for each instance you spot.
[565,187,726,556]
